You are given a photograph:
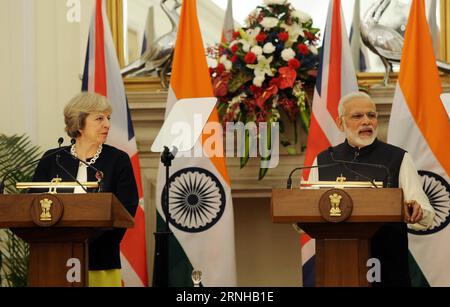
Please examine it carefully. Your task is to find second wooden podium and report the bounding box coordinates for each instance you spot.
[0,193,134,287]
[272,188,404,287]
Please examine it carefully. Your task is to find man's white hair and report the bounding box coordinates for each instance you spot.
[338,91,374,116]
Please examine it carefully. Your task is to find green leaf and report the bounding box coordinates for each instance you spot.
[258,167,269,180]
[228,71,252,93]
[0,134,40,287]
[258,124,272,180]
[299,108,310,134]
[287,147,297,155]
[240,130,250,169]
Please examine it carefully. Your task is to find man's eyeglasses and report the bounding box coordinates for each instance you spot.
[343,111,378,121]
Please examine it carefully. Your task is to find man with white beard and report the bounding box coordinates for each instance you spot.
[308,91,434,286]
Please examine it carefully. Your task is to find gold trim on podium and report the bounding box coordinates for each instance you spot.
[300,181,383,189]
[17,182,99,189]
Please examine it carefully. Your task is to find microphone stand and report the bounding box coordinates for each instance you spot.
[286,163,338,189]
[55,159,89,193]
[61,147,104,192]
[153,146,175,287]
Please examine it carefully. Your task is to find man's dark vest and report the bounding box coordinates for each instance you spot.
[317,138,411,286]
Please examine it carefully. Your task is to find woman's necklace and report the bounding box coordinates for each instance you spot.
[70,144,103,165]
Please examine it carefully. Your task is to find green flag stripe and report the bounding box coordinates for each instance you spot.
[408,251,430,287]
[154,212,195,287]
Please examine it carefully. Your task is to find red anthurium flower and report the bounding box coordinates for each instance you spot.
[213,73,230,97]
[255,84,278,110]
[269,77,280,88]
[231,44,239,54]
[278,67,297,89]
[231,55,238,63]
[278,31,289,42]
[262,85,278,102]
[232,31,240,40]
[288,58,301,70]
[249,85,262,95]
[297,43,309,55]
[216,63,225,75]
[244,52,257,64]
[256,32,267,43]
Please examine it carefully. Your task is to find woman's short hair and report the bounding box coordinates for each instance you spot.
[338,91,374,116]
[64,92,113,139]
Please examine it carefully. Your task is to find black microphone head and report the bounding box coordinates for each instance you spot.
[58,137,64,146]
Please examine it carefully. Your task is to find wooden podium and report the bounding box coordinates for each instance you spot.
[272,188,404,287]
[0,193,134,287]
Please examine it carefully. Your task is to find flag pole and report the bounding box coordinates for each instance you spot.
[153,146,175,287]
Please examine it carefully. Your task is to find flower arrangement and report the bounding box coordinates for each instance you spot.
[208,0,320,179]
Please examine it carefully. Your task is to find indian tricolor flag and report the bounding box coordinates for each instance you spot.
[387,0,450,286]
[82,0,148,286]
[155,0,236,286]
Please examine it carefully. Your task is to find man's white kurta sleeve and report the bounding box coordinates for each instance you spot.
[399,152,435,231]
[308,158,319,182]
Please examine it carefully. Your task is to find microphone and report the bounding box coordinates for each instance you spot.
[64,140,104,192]
[54,137,89,194]
[55,137,64,178]
[286,163,338,189]
[0,139,70,194]
[55,157,89,193]
[328,147,391,188]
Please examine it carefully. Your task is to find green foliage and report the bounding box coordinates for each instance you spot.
[0,134,42,287]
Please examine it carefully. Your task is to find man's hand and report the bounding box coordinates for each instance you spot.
[404,200,423,224]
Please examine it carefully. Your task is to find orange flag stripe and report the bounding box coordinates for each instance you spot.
[170,0,230,185]
[399,0,450,175]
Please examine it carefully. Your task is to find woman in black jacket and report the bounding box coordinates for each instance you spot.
[32,92,138,287]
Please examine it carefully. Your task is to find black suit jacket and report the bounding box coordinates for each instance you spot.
[32,144,139,270]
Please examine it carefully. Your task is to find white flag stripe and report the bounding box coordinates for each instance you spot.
[301,239,316,265]
[389,86,449,183]
[156,154,236,286]
[312,90,344,144]
[120,253,145,287]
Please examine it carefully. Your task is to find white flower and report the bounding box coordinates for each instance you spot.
[281,48,296,61]
[309,45,318,55]
[263,42,276,54]
[219,55,232,71]
[207,57,218,69]
[245,8,260,27]
[260,17,279,29]
[247,55,274,78]
[229,93,246,107]
[281,23,304,47]
[239,27,261,52]
[229,40,239,48]
[263,0,287,5]
[251,46,263,56]
[253,75,265,87]
[223,59,232,71]
[292,10,312,24]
